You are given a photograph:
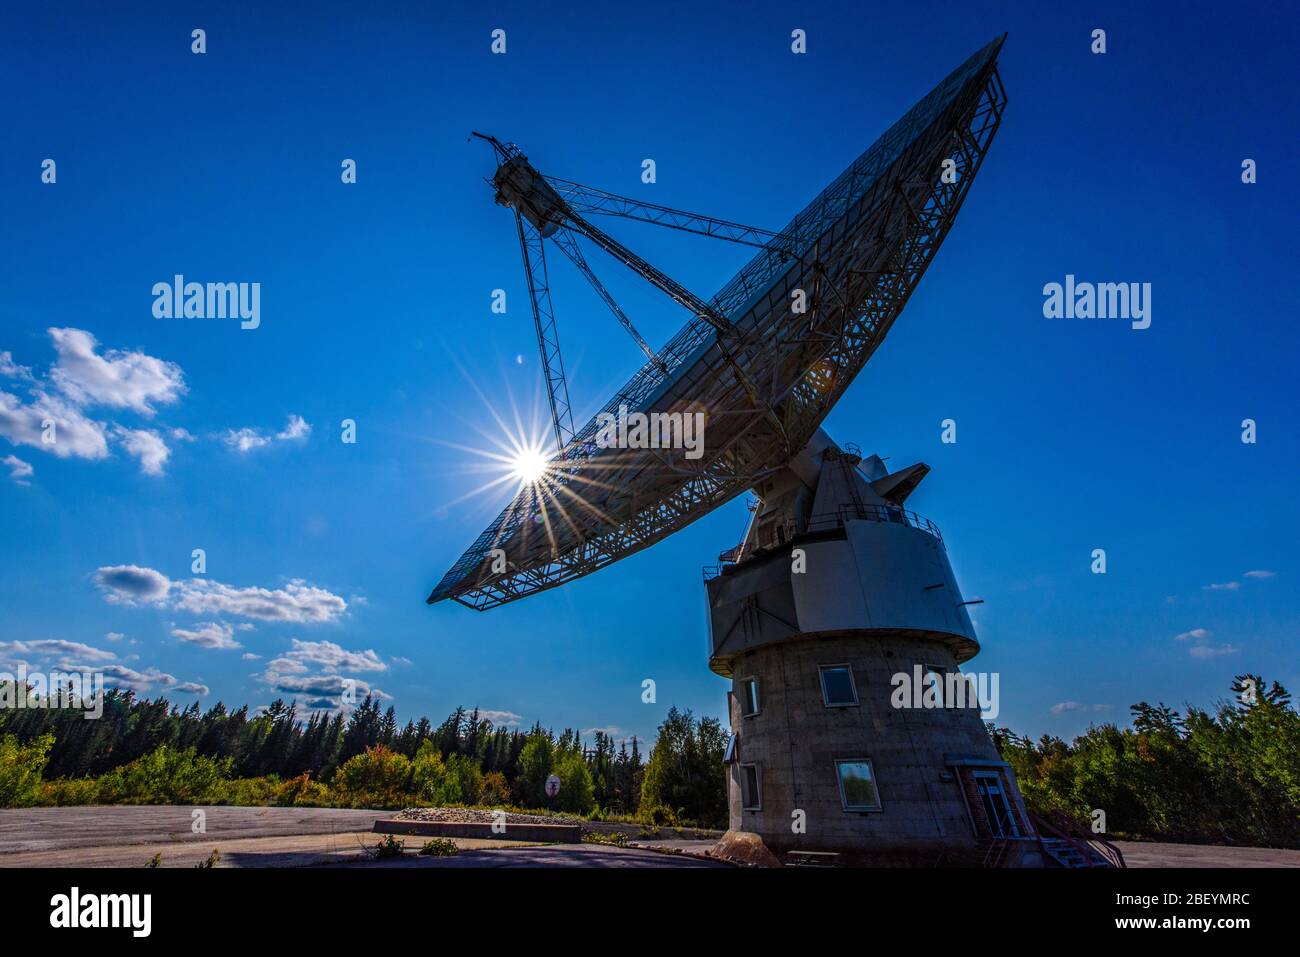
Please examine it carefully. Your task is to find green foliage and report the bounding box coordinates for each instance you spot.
[195,849,220,869]
[374,834,404,859]
[637,707,727,828]
[995,675,1300,847]
[516,732,555,807]
[582,830,630,846]
[419,838,459,856]
[144,853,161,868]
[334,745,413,809]
[554,749,596,814]
[0,733,54,808]
[95,745,231,805]
[41,776,101,806]
[480,770,511,806]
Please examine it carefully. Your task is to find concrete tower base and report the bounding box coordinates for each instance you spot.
[705,433,1045,867]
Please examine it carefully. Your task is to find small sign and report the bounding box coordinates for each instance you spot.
[545,774,561,798]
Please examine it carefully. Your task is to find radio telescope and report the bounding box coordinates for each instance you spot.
[431,37,1109,867]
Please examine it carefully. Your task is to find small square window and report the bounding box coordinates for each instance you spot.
[835,759,880,811]
[741,763,762,810]
[819,664,859,707]
[740,677,760,716]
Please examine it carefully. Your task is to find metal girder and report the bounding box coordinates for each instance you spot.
[548,176,799,251]
[514,210,575,452]
[547,229,666,373]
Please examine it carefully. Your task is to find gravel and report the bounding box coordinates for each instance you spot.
[391,807,587,827]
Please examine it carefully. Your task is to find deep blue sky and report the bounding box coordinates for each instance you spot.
[2,1,1296,746]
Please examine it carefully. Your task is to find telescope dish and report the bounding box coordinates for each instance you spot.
[430,36,1007,610]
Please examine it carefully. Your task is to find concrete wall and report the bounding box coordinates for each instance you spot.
[726,630,1019,864]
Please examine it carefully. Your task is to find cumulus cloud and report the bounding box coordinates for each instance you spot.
[0,388,110,460]
[171,621,241,650]
[0,639,117,663]
[1175,627,1239,660]
[173,578,346,624]
[0,351,35,382]
[94,565,173,604]
[478,709,523,728]
[222,414,312,453]
[114,427,170,476]
[3,454,33,486]
[47,327,186,415]
[92,564,348,624]
[274,638,386,672]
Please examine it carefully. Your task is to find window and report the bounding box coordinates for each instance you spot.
[740,677,760,716]
[835,759,881,811]
[819,664,859,707]
[974,772,1020,838]
[723,733,738,764]
[741,763,762,810]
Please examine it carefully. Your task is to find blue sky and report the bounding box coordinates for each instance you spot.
[1,1,1296,746]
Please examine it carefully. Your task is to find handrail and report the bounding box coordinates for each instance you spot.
[1029,810,1126,868]
[807,503,943,541]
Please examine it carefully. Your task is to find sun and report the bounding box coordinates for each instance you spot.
[508,445,550,485]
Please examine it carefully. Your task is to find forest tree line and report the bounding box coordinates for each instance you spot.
[2,674,1298,847]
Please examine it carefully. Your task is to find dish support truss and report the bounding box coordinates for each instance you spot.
[433,40,1007,609]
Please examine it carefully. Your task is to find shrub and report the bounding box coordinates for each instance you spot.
[446,753,483,805]
[0,733,54,808]
[480,771,511,806]
[93,745,231,805]
[374,834,404,859]
[411,741,455,805]
[220,776,279,806]
[41,777,101,806]
[419,838,459,857]
[334,745,413,808]
[273,772,332,808]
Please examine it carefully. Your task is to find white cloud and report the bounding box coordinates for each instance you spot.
[93,565,173,604]
[1189,643,1239,659]
[223,414,312,453]
[0,639,117,663]
[1243,570,1276,579]
[114,427,170,476]
[478,709,523,728]
[104,632,125,642]
[47,327,185,415]
[1174,628,1211,642]
[276,638,386,672]
[2,454,33,486]
[0,351,35,382]
[1050,701,1084,714]
[1204,581,1240,592]
[92,564,348,624]
[241,652,262,661]
[0,388,110,460]
[171,621,242,650]
[173,578,347,624]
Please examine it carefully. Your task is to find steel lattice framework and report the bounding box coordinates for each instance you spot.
[430,36,1007,610]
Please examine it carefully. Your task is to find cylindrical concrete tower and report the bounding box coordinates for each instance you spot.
[706,433,1043,867]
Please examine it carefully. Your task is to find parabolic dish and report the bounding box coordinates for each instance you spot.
[430,35,1007,609]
